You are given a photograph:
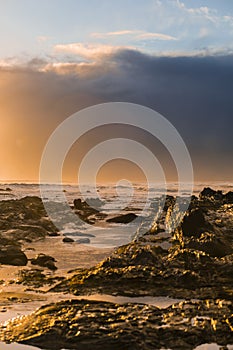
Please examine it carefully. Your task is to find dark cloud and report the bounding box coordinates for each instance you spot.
[1,50,233,180]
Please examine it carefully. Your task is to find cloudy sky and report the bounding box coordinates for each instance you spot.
[0,0,233,182]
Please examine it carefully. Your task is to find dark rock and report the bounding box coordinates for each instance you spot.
[17,269,64,287]
[64,231,95,237]
[73,198,83,210]
[62,237,74,243]
[0,196,58,243]
[31,253,57,270]
[47,232,59,237]
[1,299,233,350]
[225,191,233,203]
[73,198,101,224]
[181,208,212,237]
[0,246,28,266]
[186,232,232,257]
[106,213,137,224]
[200,187,223,200]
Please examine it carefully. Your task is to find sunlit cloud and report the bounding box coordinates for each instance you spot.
[174,0,232,25]
[54,43,132,60]
[91,30,138,38]
[41,61,117,76]
[37,36,50,43]
[137,32,177,41]
[91,30,177,41]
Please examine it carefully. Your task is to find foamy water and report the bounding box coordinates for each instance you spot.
[0,182,232,248]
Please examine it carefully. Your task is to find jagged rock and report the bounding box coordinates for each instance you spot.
[1,299,233,350]
[200,187,223,200]
[0,196,58,243]
[181,208,212,237]
[185,232,232,257]
[73,198,102,224]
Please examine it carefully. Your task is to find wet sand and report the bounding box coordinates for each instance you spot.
[0,236,112,325]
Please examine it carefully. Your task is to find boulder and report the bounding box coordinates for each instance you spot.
[63,237,74,243]
[73,198,83,210]
[0,246,28,266]
[31,253,57,270]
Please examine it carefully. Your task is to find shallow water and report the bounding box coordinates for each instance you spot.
[0,343,40,349]
[1,181,233,248]
[74,294,184,308]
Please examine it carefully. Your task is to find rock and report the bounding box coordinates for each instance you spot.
[106,213,137,224]
[76,238,90,244]
[186,232,232,257]
[1,299,233,350]
[0,196,58,243]
[200,187,223,200]
[0,246,28,266]
[74,198,100,212]
[73,198,83,210]
[225,191,233,203]
[181,208,211,237]
[47,232,59,237]
[62,237,74,243]
[17,269,64,287]
[73,198,100,224]
[64,232,95,237]
[31,253,57,270]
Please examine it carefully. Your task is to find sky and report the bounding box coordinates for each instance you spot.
[0,0,233,182]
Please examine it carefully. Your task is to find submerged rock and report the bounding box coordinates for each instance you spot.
[17,269,64,287]
[76,238,90,244]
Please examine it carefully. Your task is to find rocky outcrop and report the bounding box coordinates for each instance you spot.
[0,196,58,243]
[1,299,233,350]
[1,187,233,349]
[73,198,106,224]
[50,188,233,301]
